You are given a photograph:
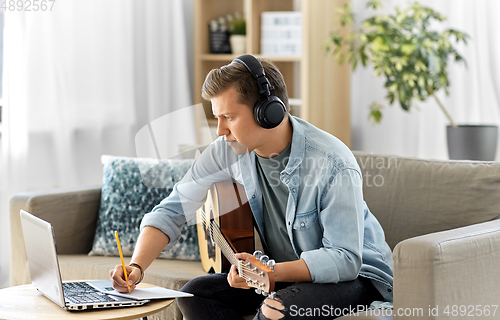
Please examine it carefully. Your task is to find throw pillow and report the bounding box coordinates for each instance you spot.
[89,155,200,260]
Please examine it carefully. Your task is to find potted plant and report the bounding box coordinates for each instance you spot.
[229,17,247,55]
[325,0,498,160]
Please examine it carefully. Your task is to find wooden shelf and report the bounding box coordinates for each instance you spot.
[194,0,351,147]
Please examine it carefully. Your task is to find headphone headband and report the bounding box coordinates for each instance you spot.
[234,55,274,96]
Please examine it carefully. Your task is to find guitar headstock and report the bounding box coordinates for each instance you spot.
[237,251,276,299]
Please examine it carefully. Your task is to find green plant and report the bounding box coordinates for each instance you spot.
[325,0,468,126]
[230,18,246,35]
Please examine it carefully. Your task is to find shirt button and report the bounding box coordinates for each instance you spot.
[292,188,296,193]
[252,194,256,199]
[243,162,246,165]
[288,222,291,225]
[300,222,305,227]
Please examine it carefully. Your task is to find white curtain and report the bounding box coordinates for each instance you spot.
[1,0,196,288]
[350,0,500,160]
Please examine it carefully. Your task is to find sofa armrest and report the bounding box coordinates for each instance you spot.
[393,219,500,319]
[10,185,102,286]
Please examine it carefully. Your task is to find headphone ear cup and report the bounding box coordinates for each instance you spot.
[254,96,286,129]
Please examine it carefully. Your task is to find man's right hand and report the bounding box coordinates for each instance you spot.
[109,264,141,293]
[109,226,170,293]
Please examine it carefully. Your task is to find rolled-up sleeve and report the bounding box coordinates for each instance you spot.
[140,138,233,250]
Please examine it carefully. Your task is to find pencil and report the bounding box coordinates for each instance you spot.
[114,231,130,292]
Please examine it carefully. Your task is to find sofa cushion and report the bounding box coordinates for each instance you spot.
[353,152,500,249]
[89,155,200,260]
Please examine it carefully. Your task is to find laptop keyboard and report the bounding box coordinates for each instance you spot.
[63,282,116,304]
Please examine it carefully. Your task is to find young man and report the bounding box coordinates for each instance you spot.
[110,55,393,319]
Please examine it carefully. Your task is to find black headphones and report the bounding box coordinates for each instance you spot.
[233,54,286,129]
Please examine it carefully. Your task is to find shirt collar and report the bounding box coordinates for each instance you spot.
[283,116,305,175]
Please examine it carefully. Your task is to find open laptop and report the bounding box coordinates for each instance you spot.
[20,209,150,311]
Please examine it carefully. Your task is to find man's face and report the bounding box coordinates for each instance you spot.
[212,86,266,155]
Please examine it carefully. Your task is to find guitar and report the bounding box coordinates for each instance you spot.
[196,181,276,298]
[196,181,254,273]
[194,149,254,274]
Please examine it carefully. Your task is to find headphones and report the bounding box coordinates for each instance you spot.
[232,54,286,129]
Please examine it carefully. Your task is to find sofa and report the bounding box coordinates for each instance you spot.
[10,152,500,320]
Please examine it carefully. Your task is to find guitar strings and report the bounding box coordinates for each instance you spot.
[199,208,242,265]
[198,208,262,276]
[199,208,254,271]
[200,210,260,279]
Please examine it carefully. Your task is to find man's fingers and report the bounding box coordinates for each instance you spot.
[110,264,138,292]
[227,265,237,286]
[112,279,137,293]
[111,265,127,286]
[235,252,253,260]
[126,267,139,284]
[227,265,251,289]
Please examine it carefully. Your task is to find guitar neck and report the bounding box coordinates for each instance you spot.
[195,180,275,298]
[200,207,275,297]
[209,221,239,266]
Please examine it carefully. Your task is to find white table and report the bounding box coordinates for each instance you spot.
[0,282,173,320]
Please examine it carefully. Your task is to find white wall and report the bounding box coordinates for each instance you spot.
[350,0,500,160]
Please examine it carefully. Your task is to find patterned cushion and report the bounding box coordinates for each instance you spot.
[89,155,200,260]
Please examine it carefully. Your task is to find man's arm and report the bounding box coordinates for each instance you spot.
[300,168,365,283]
[110,139,236,292]
[273,259,311,282]
[110,226,169,292]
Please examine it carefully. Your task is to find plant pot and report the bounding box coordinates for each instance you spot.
[230,35,246,55]
[447,125,499,161]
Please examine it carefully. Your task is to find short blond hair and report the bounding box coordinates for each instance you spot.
[201,58,290,113]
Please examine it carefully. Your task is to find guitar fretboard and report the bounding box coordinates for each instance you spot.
[199,209,239,266]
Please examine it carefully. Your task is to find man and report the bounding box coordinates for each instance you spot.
[111,55,393,319]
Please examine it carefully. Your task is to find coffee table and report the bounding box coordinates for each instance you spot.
[0,282,173,320]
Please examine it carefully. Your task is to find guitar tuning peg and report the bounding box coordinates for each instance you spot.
[269,292,276,300]
[255,288,262,295]
[262,291,269,297]
[253,250,263,259]
[267,259,275,271]
[259,255,269,263]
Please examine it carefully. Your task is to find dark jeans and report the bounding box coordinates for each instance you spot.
[176,273,383,320]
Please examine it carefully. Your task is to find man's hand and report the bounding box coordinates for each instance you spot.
[109,264,141,293]
[227,252,253,289]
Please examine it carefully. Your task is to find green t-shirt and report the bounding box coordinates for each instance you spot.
[255,144,297,263]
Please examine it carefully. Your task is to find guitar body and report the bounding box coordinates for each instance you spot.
[196,181,254,273]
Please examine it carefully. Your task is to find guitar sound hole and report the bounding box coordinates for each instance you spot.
[205,209,216,262]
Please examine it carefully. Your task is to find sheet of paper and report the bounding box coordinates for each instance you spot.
[106,287,193,300]
[88,280,193,300]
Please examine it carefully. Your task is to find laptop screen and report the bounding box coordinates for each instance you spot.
[20,210,66,309]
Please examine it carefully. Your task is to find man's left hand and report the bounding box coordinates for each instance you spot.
[227,252,253,289]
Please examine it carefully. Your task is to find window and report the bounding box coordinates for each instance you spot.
[0,9,3,128]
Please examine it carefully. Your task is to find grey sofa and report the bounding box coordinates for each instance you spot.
[10,152,500,320]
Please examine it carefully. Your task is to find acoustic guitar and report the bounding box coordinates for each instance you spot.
[196,181,254,273]
[196,181,276,297]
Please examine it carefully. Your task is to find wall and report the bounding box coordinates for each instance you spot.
[349,0,500,160]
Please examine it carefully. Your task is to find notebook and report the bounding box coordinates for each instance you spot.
[20,209,150,311]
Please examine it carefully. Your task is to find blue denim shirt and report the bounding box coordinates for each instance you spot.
[141,116,394,302]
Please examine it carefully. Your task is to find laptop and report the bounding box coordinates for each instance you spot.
[20,209,150,311]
